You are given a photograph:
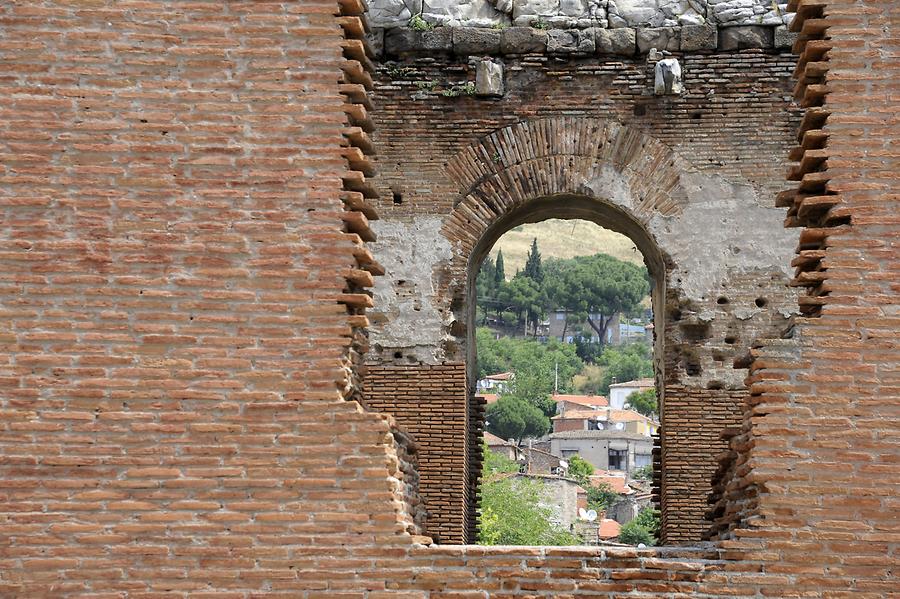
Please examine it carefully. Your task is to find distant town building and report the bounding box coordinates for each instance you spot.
[608,378,655,410]
[476,372,514,393]
[552,407,659,437]
[548,430,653,475]
[553,393,609,413]
[514,473,585,531]
[484,431,517,461]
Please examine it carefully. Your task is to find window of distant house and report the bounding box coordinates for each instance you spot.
[561,449,579,458]
[609,449,627,470]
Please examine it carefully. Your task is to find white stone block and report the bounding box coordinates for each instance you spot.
[654,57,683,95]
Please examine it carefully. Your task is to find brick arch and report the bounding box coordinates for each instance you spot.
[440,116,695,296]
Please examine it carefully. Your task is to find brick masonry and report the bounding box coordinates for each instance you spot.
[0,0,896,596]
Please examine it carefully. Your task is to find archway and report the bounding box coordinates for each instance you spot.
[436,117,794,544]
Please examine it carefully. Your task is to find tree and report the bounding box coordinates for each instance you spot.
[478,476,578,545]
[523,237,544,284]
[567,455,594,483]
[475,329,584,413]
[596,343,654,395]
[632,464,653,481]
[485,395,549,442]
[618,507,660,546]
[618,519,655,545]
[494,249,506,285]
[626,388,657,417]
[544,253,649,345]
[585,482,619,512]
[497,275,544,330]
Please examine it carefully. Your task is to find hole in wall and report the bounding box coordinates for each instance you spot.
[724,335,738,345]
[755,297,768,308]
[393,191,403,205]
[706,381,724,390]
[717,296,729,305]
[393,351,403,359]
[633,103,646,116]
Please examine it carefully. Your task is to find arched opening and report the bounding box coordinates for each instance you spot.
[462,194,668,546]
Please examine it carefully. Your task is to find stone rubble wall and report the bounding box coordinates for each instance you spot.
[370,0,793,30]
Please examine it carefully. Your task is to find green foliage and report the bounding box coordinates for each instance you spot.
[495,249,506,283]
[585,482,619,512]
[485,395,549,442]
[531,17,549,29]
[618,520,655,545]
[626,388,658,417]
[476,329,584,416]
[632,464,654,481]
[478,476,578,545]
[618,507,660,546]
[498,275,545,328]
[543,254,649,345]
[596,343,654,395]
[523,238,544,284]
[482,442,520,475]
[408,14,433,31]
[441,81,476,97]
[567,455,594,483]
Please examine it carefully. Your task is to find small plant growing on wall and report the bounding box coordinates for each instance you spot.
[409,14,434,31]
[441,81,476,97]
[531,17,548,29]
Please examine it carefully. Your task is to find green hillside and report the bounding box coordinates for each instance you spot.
[487,219,643,277]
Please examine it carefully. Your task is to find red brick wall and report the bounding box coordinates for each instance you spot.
[365,363,473,543]
[0,0,896,596]
[0,0,414,595]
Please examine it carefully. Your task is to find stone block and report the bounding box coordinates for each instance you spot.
[475,59,505,97]
[636,27,680,53]
[547,29,595,54]
[680,24,717,51]
[654,58,683,95]
[718,26,774,50]
[368,28,385,59]
[452,27,502,55]
[774,25,798,50]
[500,26,548,54]
[384,27,452,56]
[595,27,636,56]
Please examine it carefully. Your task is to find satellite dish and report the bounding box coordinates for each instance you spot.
[578,508,589,520]
[586,509,597,522]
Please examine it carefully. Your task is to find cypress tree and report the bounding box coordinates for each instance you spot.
[494,249,506,284]
[523,238,543,283]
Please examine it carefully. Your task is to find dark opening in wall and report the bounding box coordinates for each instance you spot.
[755,297,768,308]
[393,191,403,205]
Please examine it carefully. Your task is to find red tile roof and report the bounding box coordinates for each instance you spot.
[589,471,633,495]
[485,372,514,381]
[552,394,609,407]
[484,431,512,446]
[608,378,654,388]
[598,518,622,539]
